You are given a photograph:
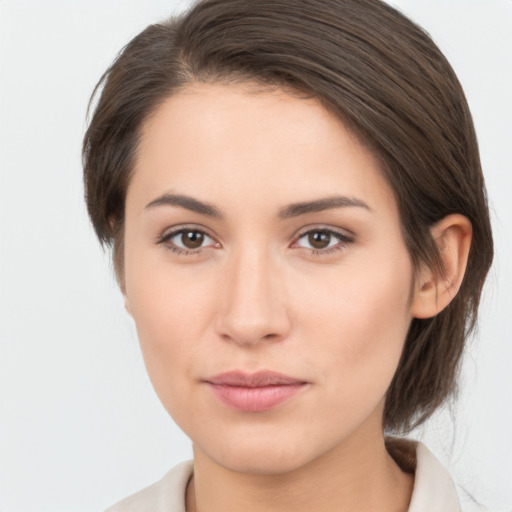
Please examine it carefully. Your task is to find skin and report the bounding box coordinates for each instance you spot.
[122,82,472,512]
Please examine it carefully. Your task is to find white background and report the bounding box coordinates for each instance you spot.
[0,1,510,511]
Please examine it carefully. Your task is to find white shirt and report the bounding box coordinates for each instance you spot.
[105,441,461,511]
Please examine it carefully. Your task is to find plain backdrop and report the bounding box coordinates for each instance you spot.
[0,1,511,511]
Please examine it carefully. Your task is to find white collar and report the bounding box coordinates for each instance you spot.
[408,441,461,511]
[105,441,461,511]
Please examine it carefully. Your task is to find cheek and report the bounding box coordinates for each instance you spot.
[294,251,414,391]
[124,252,218,399]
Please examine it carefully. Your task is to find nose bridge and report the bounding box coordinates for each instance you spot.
[216,242,289,345]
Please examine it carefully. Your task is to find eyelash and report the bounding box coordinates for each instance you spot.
[293,227,354,256]
[156,226,354,257]
[157,226,216,256]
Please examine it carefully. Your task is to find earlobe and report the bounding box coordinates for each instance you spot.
[121,282,132,317]
[119,283,133,316]
[410,214,472,319]
[124,296,133,317]
[117,270,131,315]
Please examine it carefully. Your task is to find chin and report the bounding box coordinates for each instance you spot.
[216,447,313,475]
[194,427,335,476]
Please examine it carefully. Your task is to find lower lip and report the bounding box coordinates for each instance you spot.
[207,383,306,412]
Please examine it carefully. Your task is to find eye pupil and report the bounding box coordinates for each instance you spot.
[309,231,331,249]
[182,230,204,249]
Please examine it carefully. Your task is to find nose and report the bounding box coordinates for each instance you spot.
[215,247,291,347]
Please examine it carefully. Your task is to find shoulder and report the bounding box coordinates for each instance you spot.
[387,437,462,511]
[104,460,193,512]
[408,440,462,512]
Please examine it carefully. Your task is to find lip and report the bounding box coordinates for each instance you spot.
[204,370,308,412]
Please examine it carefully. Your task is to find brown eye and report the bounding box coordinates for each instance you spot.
[308,231,331,249]
[295,228,353,254]
[159,228,216,253]
[181,230,204,249]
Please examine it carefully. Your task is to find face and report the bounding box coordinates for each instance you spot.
[123,82,416,475]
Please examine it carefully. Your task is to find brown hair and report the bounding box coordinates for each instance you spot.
[83,0,493,433]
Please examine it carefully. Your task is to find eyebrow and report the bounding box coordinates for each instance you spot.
[278,195,371,218]
[144,193,371,218]
[145,193,223,218]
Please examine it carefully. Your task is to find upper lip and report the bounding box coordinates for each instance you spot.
[204,370,306,387]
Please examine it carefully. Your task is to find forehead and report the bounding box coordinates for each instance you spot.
[130,82,396,217]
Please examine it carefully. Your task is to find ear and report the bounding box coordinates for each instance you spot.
[123,294,133,317]
[410,214,472,319]
[118,276,132,317]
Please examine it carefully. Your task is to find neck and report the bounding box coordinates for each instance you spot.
[186,422,414,512]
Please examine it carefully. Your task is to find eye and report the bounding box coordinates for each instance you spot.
[158,227,218,254]
[293,228,353,254]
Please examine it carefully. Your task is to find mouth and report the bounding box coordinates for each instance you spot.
[204,370,309,412]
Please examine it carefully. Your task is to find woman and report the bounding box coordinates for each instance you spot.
[83,1,493,510]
